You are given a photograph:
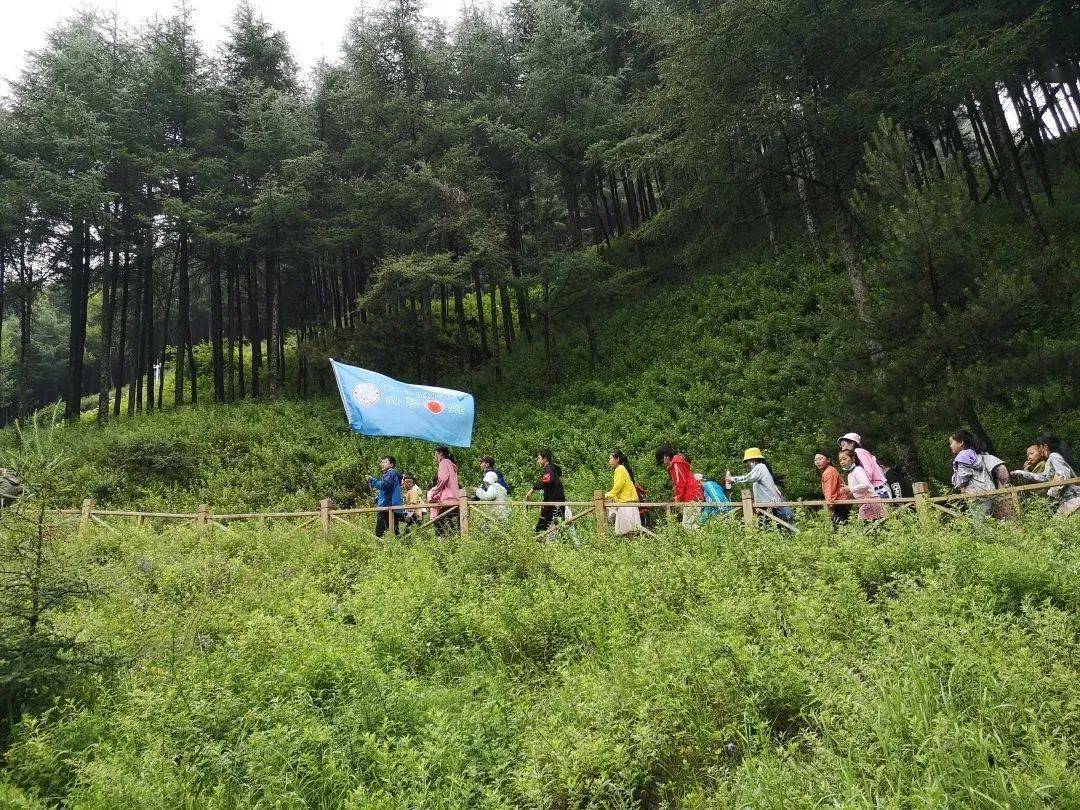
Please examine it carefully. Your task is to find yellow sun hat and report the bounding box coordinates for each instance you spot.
[743,447,765,462]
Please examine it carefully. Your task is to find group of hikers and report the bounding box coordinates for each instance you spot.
[365,430,1079,538]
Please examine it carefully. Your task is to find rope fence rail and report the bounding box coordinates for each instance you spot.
[52,477,1079,540]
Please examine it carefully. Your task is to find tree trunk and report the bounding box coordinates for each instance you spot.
[1006,79,1053,203]
[96,239,117,424]
[209,254,225,402]
[453,283,469,369]
[489,278,502,382]
[113,250,130,417]
[607,171,625,235]
[246,254,261,397]
[506,199,533,341]
[943,109,980,201]
[226,260,236,402]
[978,88,1049,246]
[499,283,515,351]
[64,222,88,420]
[471,265,489,357]
[266,253,280,397]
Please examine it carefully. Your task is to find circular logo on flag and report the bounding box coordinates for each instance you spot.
[425,400,445,414]
[351,382,381,408]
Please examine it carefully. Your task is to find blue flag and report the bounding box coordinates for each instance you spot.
[330,359,475,448]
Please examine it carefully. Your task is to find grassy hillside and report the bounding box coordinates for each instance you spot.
[2,158,1079,809]
[9,211,1078,515]
[2,508,1079,806]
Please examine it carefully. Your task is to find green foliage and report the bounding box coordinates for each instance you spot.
[2,514,1078,805]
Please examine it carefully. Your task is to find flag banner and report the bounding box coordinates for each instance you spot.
[330,359,475,448]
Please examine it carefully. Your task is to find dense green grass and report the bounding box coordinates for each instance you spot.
[2,160,1078,808]
[2,509,1078,806]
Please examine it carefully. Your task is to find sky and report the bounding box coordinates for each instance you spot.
[0,0,486,91]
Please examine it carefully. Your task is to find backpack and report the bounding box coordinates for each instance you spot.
[496,469,513,496]
[701,479,733,522]
[981,454,1006,487]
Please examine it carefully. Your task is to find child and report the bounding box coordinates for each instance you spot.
[838,448,886,521]
[726,448,796,529]
[400,473,426,527]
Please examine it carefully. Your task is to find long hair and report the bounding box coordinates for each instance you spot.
[950,430,983,453]
[611,450,635,483]
[654,443,677,466]
[435,446,455,464]
[760,459,786,488]
[1035,432,1075,469]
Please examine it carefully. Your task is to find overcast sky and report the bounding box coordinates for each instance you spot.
[0,0,488,92]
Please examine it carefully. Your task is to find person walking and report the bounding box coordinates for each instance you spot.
[1011,432,1080,517]
[474,471,510,526]
[480,456,512,495]
[606,450,643,536]
[368,456,403,537]
[838,448,886,521]
[837,433,891,500]
[655,444,705,529]
[525,449,566,534]
[814,450,850,525]
[427,446,461,535]
[726,448,796,529]
[948,431,998,520]
[400,472,426,527]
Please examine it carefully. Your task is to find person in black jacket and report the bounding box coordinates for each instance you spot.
[881,461,914,500]
[525,448,566,534]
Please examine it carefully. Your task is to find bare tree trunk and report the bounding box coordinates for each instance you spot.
[978,88,1049,246]
[64,222,88,420]
[489,278,502,382]
[471,264,489,357]
[453,283,469,369]
[114,250,129,417]
[209,253,225,402]
[96,236,117,424]
[247,254,261,397]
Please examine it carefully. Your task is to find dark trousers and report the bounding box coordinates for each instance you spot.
[831,505,851,526]
[535,506,565,534]
[375,511,400,538]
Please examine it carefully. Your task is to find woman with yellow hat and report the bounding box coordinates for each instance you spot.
[725,448,796,529]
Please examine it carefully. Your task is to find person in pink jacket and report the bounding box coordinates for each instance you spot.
[427,445,461,534]
[837,432,891,500]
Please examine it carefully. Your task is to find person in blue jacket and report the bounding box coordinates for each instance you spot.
[369,456,403,537]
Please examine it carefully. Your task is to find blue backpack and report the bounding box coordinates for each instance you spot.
[701,479,733,522]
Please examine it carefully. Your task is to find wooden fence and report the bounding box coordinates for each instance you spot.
[54,477,1079,541]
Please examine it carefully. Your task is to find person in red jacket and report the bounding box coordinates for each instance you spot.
[655,444,704,530]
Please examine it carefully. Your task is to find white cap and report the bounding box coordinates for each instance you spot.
[483,471,499,486]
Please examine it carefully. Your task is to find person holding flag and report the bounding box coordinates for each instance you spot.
[369,456,404,537]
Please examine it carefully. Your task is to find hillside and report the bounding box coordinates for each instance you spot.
[8,188,1079,516]
[2,193,1079,810]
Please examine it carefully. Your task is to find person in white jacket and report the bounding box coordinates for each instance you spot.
[474,471,510,526]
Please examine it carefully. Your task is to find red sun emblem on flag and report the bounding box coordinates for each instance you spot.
[425,400,445,414]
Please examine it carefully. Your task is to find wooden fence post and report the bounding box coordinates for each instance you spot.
[319,498,331,536]
[79,498,94,539]
[913,482,929,523]
[458,494,470,537]
[741,489,754,529]
[594,490,607,537]
[388,506,396,536]
[196,504,210,528]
